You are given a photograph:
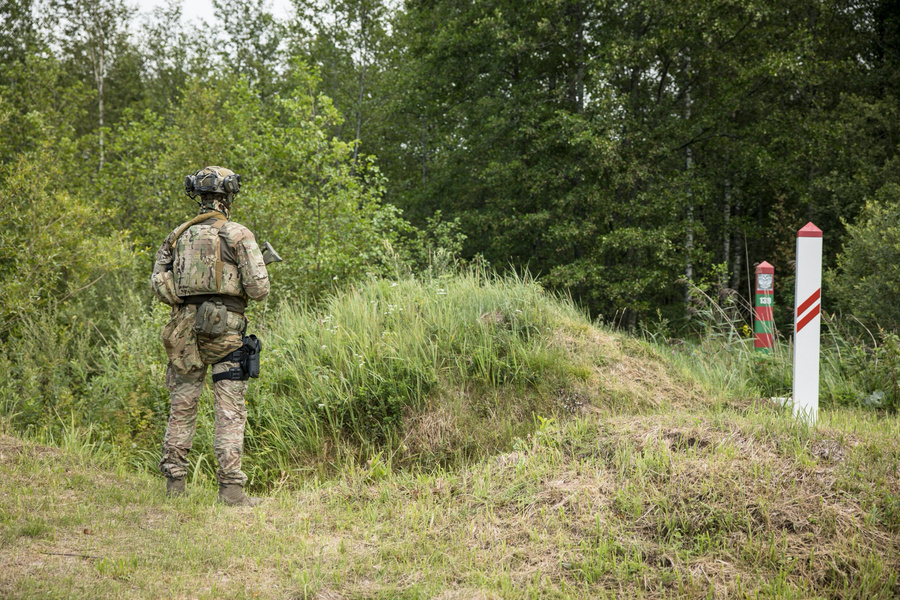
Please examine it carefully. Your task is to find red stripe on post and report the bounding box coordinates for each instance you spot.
[755,334,774,348]
[796,289,821,317]
[756,306,773,321]
[796,304,820,333]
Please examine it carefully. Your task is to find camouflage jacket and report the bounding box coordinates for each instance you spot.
[151,213,270,306]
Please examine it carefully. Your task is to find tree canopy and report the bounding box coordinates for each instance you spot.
[1,0,898,334]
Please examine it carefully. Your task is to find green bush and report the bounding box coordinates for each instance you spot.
[832,184,900,332]
[0,288,170,454]
[0,308,94,431]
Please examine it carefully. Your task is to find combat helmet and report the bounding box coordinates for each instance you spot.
[184,166,242,206]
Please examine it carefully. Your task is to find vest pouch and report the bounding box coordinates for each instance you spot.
[151,269,183,306]
[193,300,228,336]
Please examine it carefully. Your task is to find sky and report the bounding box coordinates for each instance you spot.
[129,0,295,26]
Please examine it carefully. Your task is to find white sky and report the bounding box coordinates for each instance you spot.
[129,0,295,26]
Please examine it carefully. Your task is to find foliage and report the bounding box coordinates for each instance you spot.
[367,0,899,326]
[92,66,413,301]
[0,289,168,446]
[211,0,285,96]
[832,183,900,331]
[0,145,133,336]
[2,0,900,330]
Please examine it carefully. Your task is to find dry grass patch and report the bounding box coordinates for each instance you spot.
[550,325,710,414]
[3,401,900,599]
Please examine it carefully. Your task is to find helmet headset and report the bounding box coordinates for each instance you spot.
[184,166,242,206]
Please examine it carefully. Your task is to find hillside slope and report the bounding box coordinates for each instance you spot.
[2,317,900,599]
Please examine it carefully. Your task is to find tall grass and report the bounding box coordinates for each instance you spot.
[7,267,898,490]
[244,267,590,482]
[0,267,595,486]
[650,282,900,412]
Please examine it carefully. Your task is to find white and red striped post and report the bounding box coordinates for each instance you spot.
[792,222,823,424]
[754,261,775,354]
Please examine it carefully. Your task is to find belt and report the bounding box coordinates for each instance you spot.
[182,294,247,314]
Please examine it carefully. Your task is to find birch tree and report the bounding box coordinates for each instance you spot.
[52,0,134,171]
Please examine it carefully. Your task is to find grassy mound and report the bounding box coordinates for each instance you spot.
[1,269,704,486]
[243,269,705,483]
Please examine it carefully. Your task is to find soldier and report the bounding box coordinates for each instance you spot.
[150,166,269,506]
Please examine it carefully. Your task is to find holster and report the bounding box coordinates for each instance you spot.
[212,335,262,383]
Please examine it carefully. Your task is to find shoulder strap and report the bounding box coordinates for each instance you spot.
[211,218,227,292]
[169,211,228,250]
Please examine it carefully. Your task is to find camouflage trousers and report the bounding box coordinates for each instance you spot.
[159,360,249,485]
[159,304,251,485]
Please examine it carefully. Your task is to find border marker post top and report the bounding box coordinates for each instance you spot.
[792,222,822,424]
[755,261,775,354]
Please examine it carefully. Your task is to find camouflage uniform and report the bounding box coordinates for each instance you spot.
[151,184,269,487]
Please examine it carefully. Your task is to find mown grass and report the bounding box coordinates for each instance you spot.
[2,392,899,599]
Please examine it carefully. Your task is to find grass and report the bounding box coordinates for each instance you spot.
[2,397,899,599]
[2,272,900,598]
[246,269,705,473]
[650,282,900,414]
[1,268,707,486]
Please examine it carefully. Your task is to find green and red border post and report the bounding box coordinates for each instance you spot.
[754,261,775,354]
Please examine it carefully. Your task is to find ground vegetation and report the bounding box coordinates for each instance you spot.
[2,1,900,594]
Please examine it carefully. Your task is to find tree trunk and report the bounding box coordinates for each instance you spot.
[98,49,104,171]
[421,114,427,189]
[352,3,369,172]
[722,173,731,287]
[731,198,743,291]
[570,0,585,113]
[684,56,693,309]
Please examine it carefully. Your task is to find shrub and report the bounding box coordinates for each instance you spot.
[832,184,900,332]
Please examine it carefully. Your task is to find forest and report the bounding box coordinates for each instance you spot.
[3,0,900,449]
[4,5,900,596]
[2,0,899,333]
